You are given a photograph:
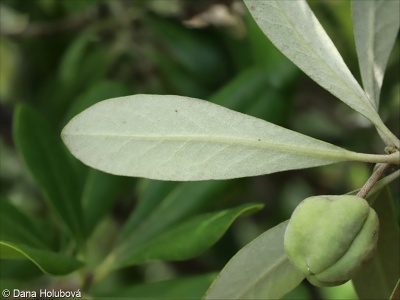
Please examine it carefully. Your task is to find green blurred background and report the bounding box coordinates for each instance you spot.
[0,0,399,299]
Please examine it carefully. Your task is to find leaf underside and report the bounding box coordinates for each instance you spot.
[244,0,379,119]
[204,220,305,299]
[352,0,400,107]
[62,95,359,181]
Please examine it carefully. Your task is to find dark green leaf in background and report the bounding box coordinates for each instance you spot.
[209,65,296,126]
[92,179,233,282]
[0,241,83,276]
[58,30,94,87]
[13,105,84,247]
[0,260,42,281]
[150,49,211,98]
[145,16,230,89]
[0,199,51,250]
[97,273,217,299]
[352,187,400,300]
[41,29,119,123]
[116,203,263,267]
[109,180,235,269]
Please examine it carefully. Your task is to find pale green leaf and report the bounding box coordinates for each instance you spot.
[61,95,394,181]
[352,0,400,107]
[243,0,375,115]
[244,0,399,147]
[352,187,400,299]
[0,241,83,276]
[204,220,304,299]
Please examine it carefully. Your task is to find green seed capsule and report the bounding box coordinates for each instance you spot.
[284,195,379,287]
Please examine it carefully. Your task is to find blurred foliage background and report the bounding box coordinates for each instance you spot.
[0,0,399,299]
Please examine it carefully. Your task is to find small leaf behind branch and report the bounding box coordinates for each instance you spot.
[204,220,304,299]
[61,95,391,181]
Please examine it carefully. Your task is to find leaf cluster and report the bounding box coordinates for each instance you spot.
[1,0,399,299]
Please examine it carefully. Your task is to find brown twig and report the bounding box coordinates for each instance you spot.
[357,163,393,199]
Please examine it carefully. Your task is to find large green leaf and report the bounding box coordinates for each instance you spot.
[243,0,399,148]
[0,241,83,275]
[93,180,234,280]
[115,203,262,267]
[352,187,400,299]
[96,273,217,299]
[117,180,232,247]
[352,0,400,107]
[13,105,84,245]
[204,220,304,299]
[62,95,397,181]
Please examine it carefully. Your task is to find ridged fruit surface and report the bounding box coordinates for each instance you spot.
[284,195,379,287]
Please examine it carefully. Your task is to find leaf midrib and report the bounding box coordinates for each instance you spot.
[65,132,349,161]
[272,1,377,113]
[237,255,289,299]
